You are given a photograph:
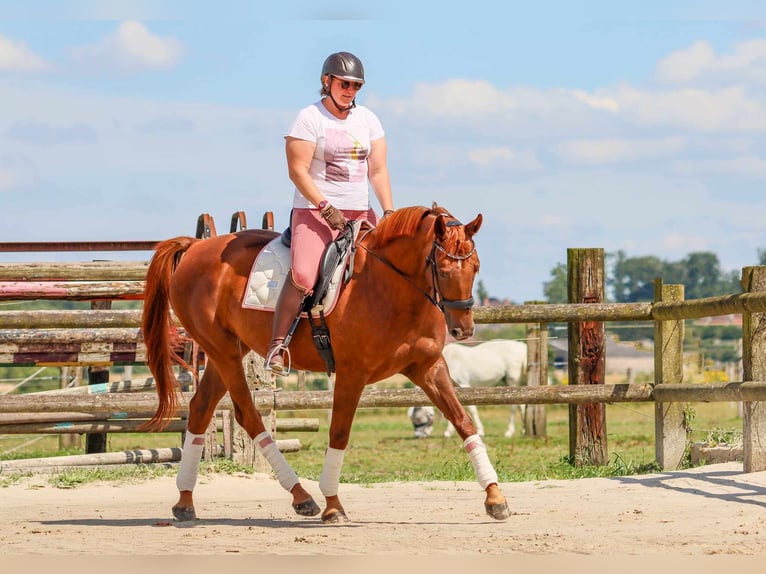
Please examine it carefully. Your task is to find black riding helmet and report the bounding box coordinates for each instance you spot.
[321,51,365,83]
[320,52,365,112]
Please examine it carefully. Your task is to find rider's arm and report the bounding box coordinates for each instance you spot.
[368,136,393,213]
[285,136,326,208]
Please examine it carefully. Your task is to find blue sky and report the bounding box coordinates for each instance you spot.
[1,1,765,302]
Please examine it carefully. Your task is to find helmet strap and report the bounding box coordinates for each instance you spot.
[328,93,356,113]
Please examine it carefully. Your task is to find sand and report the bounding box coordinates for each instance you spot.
[1,461,765,558]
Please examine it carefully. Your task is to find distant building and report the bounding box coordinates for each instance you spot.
[549,335,654,375]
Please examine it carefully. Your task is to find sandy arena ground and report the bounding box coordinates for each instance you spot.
[1,461,765,561]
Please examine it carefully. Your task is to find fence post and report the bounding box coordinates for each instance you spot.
[523,307,547,437]
[653,279,686,470]
[58,366,81,450]
[567,248,607,466]
[741,266,766,472]
[85,299,110,454]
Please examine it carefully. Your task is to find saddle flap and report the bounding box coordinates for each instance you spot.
[304,227,354,310]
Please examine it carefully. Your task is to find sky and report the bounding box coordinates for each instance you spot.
[1,0,765,303]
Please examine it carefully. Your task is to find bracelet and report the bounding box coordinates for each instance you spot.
[318,200,328,210]
[383,209,394,216]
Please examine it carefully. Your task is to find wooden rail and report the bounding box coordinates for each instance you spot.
[3,383,766,415]
[0,417,319,435]
[0,262,149,281]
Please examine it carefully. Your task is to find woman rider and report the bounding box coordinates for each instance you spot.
[266,51,395,374]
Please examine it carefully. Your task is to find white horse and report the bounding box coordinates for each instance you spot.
[408,339,529,438]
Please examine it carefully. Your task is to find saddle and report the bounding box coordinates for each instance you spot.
[280,220,356,311]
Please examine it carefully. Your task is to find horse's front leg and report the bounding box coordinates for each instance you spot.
[411,358,511,521]
[319,378,365,524]
[444,404,483,438]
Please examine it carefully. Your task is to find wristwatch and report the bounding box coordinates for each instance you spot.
[318,200,328,210]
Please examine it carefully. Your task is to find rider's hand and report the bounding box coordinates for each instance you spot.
[320,203,347,231]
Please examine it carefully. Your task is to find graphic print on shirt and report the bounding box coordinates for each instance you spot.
[324,128,367,183]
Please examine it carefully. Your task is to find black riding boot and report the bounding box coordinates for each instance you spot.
[266,275,306,375]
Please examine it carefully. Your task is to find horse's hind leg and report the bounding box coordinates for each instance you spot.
[210,351,319,517]
[173,364,229,521]
[505,405,517,438]
[504,404,528,437]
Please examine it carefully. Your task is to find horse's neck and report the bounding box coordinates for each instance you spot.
[352,239,433,309]
[363,236,429,278]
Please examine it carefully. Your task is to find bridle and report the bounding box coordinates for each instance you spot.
[358,219,476,313]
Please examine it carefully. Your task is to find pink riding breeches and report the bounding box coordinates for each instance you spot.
[289,207,378,293]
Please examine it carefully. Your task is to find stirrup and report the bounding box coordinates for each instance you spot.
[265,343,291,376]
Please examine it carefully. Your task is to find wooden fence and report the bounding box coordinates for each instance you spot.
[2,226,766,474]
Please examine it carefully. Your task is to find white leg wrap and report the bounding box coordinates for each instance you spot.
[463,434,498,490]
[255,431,300,492]
[318,447,345,497]
[255,432,300,492]
[176,432,206,492]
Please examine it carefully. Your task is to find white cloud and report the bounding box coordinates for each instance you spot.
[556,136,685,165]
[570,89,619,113]
[0,33,48,72]
[467,146,543,171]
[661,232,710,253]
[614,84,766,132]
[71,20,182,73]
[673,155,766,178]
[7,120,98,145]
[0,155,37,192]
[386,79,517,117]
[655,38,766,85]
[0,166,16,191]
[655,40,716,84]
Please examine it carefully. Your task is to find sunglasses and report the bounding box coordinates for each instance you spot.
[333,77,363,91]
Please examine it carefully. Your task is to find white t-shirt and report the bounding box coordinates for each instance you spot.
[286,100,385,210]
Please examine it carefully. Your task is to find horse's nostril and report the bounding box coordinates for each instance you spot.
[452,328,472,341]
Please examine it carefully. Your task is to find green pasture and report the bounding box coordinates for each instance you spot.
[0,400,744,487]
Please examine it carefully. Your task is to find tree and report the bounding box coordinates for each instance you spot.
[682,252,725,299]
[475,279,489,305]
[608,250,740,302]
[609,250,664,302]
[543,263,567,303]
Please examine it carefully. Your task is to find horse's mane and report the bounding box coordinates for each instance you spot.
[370,203,452,248]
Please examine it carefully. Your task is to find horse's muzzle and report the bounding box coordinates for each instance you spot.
[448,322,474,340]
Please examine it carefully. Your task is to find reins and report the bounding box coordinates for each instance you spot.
[356,218,475,312]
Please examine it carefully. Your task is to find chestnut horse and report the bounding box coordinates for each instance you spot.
[141,204,510,523]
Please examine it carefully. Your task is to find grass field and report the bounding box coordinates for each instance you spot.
[0,399,744,487]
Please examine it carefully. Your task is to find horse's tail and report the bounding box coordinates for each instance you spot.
[140,236,196,432]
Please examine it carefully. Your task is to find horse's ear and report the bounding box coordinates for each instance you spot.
[434,213,448,241]
[465,214,483,238]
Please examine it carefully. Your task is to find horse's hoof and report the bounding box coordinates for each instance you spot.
[172,505,197,522]
[485,501,511,521]
[293,498,321,517]
[321,509,350,524]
